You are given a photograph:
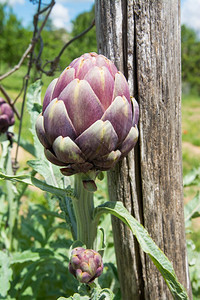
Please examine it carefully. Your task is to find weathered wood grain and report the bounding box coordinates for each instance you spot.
[95,1,192,299]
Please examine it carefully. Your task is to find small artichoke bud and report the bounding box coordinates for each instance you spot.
[36,52,139,175]
[0,97,15,134]
[69,247,103,283]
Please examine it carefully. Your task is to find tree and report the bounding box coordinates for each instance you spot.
[67,5,97,61]
[181,24,200,94]
[34,5,96,74]
[96,1,192,299]
[0,4,31,67]
[39,28,69,71]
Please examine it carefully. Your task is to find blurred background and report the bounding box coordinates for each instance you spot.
[0,0,200,298]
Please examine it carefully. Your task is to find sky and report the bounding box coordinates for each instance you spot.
[0,0,95,32]
[0,0,200,33]
[181,0,200,33]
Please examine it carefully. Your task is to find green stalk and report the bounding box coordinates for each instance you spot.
[72,173,98,249]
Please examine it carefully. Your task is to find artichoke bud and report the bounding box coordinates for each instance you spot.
[36,52,139,175]
[69,247,103,283]
[0,97,15,134]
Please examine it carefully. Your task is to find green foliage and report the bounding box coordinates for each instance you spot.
[181,25,200,95]
[182,149,200,177]
[0,4,32,67]
[98,263,120,299]
[184,167,200,299]
[0,251,13,297]
[35,5,96,72]
[57,286,114,300]
[0,2,96,75]
[187,239,200,300]
[182,94,200,147]
[183,167,200,188]
[0,133,77,299]
[37,28,69,71]
[94,202,189,300]
[0,164,118,300]
[0,201,78,299]
[0,79,190,299]
[0,3,65,70]
[181,94,200,176]
[0,4,199,298]
[0,80,120,299]
[67,5,97,62]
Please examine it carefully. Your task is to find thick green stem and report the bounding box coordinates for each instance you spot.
[73,174,98,249]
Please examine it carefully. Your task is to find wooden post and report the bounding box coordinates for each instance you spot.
[95,1,192,299]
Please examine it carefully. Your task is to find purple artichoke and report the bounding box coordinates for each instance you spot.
[0,97,15,133]
[36,52,139,176]
[69,247,103,283]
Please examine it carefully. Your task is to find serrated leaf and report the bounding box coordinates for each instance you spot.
[98,288,114,300]
[91,287,114,300]
[0,251,12,297]
[27,159,58,186]
[0,171,77,239]
[17,260,38,295]
[94,201,189,300]
[0,172,75,199]
[27,159,66,188]
[21,222,45,244]
[10,250,40,264]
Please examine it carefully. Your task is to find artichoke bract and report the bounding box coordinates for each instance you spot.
[36,52,139,176]
[69,247,103,283]
[0,97,15,134]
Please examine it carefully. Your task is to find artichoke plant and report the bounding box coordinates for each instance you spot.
[69,247,103,283]
[36,52,139,175]
[0,97,15,134]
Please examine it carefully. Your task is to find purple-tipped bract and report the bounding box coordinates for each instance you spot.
[0,97,15,133]
[69,247,103,283]
[36,52,139,175]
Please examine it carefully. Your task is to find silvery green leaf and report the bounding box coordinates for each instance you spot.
[27,159,65,188]
[89,285,114,300]
[0,251,12,297]
[10,250,40,264]
[94,201,189,300]
[0,172,75,199]
[26,80,44,159]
